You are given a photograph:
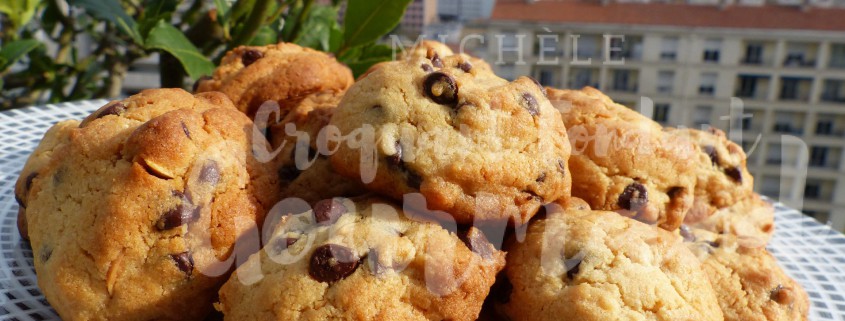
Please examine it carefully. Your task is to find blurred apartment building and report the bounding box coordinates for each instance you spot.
[466,0,845,230]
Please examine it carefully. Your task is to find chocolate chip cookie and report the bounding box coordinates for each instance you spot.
[547,87,697,231]
[673,127,755,223]
[268,91,367,204]
[495,207,724,321]
[330,54,572,225]
[686,229,809,321]
[16,89,278,320]
[686,193,774,247]
[195,43,354,117]
[15,119,79,240]
[216,197,505,321]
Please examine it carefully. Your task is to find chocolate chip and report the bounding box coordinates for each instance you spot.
[459,227,495,260]
[386,141,403,166]
[679,225,695,242]
[724,166,743,183]
[241,49,263,67]
[565,255,583,280]
[272,237,299,253]
[278,165,302,182]
[423,72,458,106]
[170,252,194,276]
[421,64,433,72]
[707,240,721,248]
[770,285,791,304]
[521,93,539,116]
[458,61,472,72]
[703,145,719,166]
[97,102,126,119]
[313,198,347,225]
[431,52,443,68]
[156,192,200,230]
[536,172,547,183]
[40,246,52,262]
[309,244,360,283]
[491,273,513,304]
[557,159,566,175]
[192,75,212,92]
[198,161,220,186]
[618,183,648,211]
[181,121,191,139]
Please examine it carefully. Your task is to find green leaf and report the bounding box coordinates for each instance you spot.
[0,0,39,31]
[213,0,232,36]
[294,5,338,51]
[0,39,42,71]
[68,0,144,45]
[342,0,411,50]
[248,26,277,46]
[145,20,214,80]
[340,43,393,78]
[138,0,178,38]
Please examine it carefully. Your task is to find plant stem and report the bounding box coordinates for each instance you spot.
[230,0,273,47]
[287,0,313,43]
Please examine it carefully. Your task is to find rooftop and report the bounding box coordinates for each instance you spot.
[490,0,845,32]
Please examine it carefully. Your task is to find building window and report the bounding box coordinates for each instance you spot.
[816,119,833,135]
[657,71,674,94]
[828,44,845,69]
[780,78,799,100]
[804,182,820,199]
[653,103,670,123]
[821,79,845,103]
[611,70,633,91]
[498,64,515,81]
[766,144,782,165]
[743,43,763,64]
[571,68,598,89]
[538,69,555,87]
[660,37,679,61]
[693,105,713,127]
[699,72,717,95]
[810,146,828,167]
[736,75,759,98]
[741,116,753,130]
[702,39,721,63]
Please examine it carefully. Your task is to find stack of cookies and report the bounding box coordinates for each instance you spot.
[14,41,809,321]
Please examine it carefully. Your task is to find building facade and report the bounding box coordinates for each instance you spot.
[466,0,845,231]
[438,0,496,21]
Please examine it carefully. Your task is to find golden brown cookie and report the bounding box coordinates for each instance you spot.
[547,87,697,231]
[686,193,774,247]
[495,207,724,321]
[268,91,367,204]
[330,54,572,225]
[216,197,505,321]
[195,43,354,117]
[686,229,810,321]
[673,127,755,223]
[16,88,278,320]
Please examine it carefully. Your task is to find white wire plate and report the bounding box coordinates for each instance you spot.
[0,100,844,320]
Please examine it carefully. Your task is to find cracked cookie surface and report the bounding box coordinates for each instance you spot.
[495,208,723,321]
[16,88,278,320]
[673,127,755,223]
[330,54,572,224]
[547,87,697,231]
[268,91,367,204]
[216,197,505,321]
[685,193,774,247]
[686,229,809,321]
[195,42,353,117]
